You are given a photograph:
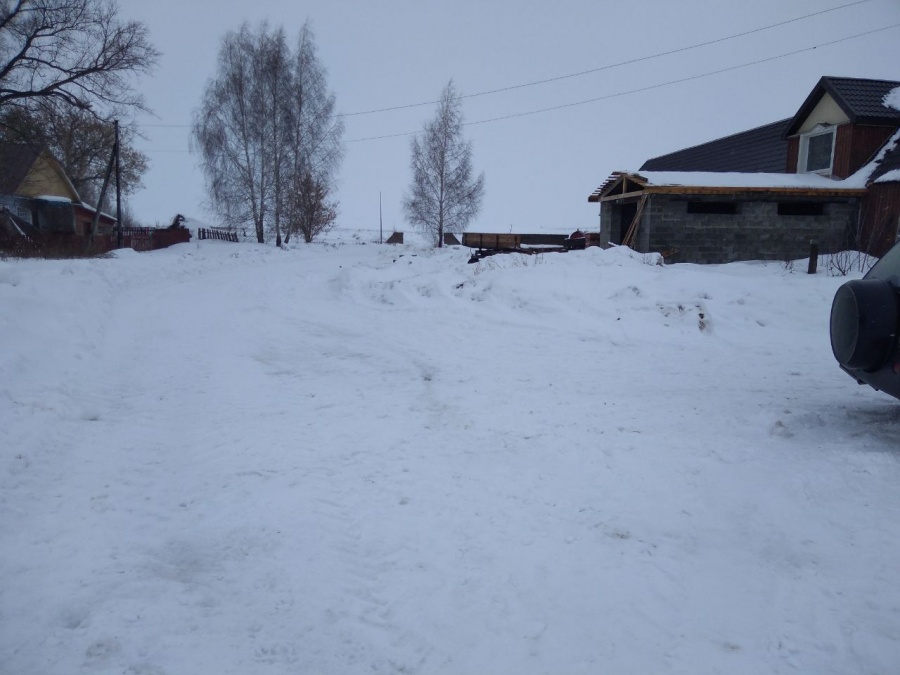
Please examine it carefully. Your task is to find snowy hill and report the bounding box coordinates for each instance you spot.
[2,236,899,674]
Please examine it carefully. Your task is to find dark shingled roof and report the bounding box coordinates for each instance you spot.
[639,119,791,173]
[0,142,42,196]
[786,76,900,136]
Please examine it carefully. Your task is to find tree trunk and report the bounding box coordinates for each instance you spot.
[255,215,265,243]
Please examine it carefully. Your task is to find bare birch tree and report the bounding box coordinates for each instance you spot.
[192,21,342,245]
[404,81,484,247]
[281,21,343,245]
[193,23,276,243]
[260,26,289,247]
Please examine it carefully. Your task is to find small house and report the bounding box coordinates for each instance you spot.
[589,76,900,263]
[0,142,116,238]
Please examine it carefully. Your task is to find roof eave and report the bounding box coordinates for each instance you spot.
[785,77,833,137]
[644,185,867,197]
[588,171,650,202]
[589,169,867,202]
[595,185,866,202]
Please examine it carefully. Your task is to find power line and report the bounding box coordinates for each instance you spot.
[143,17,900,150]
[138,0,874,133]
[339,0,874,118]
[467,24,900,125]
[345,22,900,143]
[136,12,898,147]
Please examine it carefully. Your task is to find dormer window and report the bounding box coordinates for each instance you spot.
[799,124,836,175]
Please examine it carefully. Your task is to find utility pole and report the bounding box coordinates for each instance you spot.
[379,191,383,244]
[92,123,117,237]
[114,120,122,248]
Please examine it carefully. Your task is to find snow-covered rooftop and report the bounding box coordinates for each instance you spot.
[633,170,864,190]
[75,201,117,220]
[849,127,900,186]
[590,168,870,201]
[34,195,73,203]
[876,168,900,183]
[883,85,900,112]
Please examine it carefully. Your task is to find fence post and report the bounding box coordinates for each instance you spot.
[807,240,819,274]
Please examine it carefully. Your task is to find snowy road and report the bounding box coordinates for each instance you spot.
[2,238,899,674]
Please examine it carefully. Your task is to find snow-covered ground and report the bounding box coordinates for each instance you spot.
[2,232,899,674]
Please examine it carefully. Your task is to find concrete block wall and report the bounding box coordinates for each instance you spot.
[636,197,857,264]
[598,202,613,247]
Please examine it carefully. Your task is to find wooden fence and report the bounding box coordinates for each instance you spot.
[198,227,239,242]
[0,221,191,257]
[118,226,191,251]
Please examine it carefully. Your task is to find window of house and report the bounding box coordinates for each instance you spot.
[687,201,737,215]
[777,202,824,216]
[799,125,836,174]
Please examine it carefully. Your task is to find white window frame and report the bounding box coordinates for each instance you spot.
[798,124,837,175]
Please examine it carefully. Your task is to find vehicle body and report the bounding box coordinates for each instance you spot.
[830,240,900,400]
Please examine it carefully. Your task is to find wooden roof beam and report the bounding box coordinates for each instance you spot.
[598,189,647,203]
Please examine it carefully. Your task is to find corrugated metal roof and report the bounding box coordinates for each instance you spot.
[640,119,792,173]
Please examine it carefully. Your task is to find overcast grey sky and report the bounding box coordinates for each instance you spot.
[117,0,900,234]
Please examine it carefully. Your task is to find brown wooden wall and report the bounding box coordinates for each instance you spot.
[859,182,900,256]
[833,126,853,178]
[786,137,799,173]
[834,125,895,179]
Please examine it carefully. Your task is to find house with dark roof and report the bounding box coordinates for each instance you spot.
[589,76,900,263]
[0,142,116,241]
